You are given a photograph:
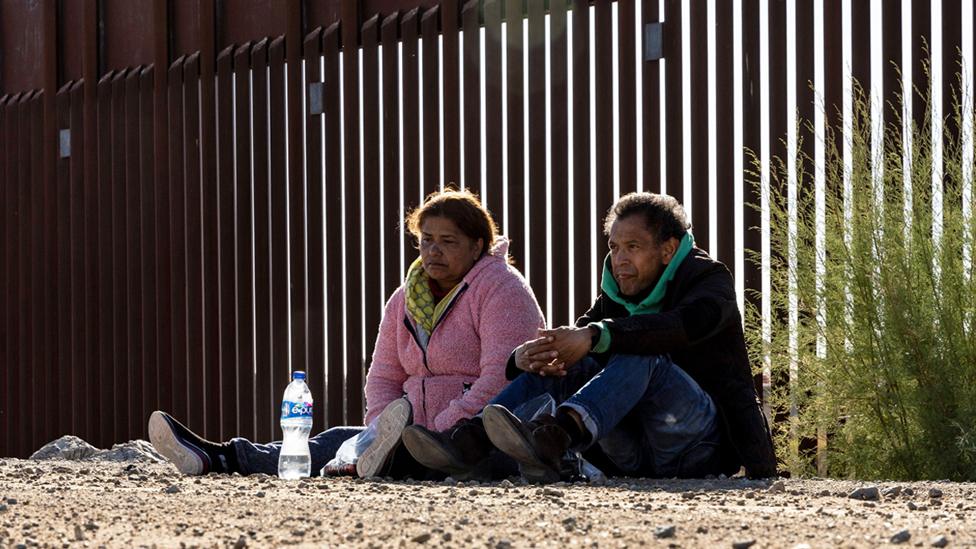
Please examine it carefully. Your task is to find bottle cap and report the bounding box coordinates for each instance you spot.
[292,370,306,380]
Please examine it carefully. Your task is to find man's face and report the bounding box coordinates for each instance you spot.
[607,215,679,297]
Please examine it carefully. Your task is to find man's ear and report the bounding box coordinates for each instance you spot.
[661,237,680,264]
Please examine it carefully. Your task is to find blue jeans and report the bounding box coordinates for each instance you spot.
[491,354,720,478]
[230,426,363,475]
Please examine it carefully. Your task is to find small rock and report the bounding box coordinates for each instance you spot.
[928,488,943,499]
[767,480,786,493]
[163,484,181,494]
[499,479,514,489]
[233,535,247,549]
[6,498,17,505]
[848,486,880,501]
[907,502,918,511]
[73,524,84,541]
[904,488,915,496]
[411,532,432,543]
[654,525,676,539]
[930,534,949,548]
[884,486,903,498]
[891,529,911,544]
[291,530,305,537]
[495,540,512,549]
[0,504,7,512]
[542,487,564,498]
[732,540,756,549]
[255,491,266,498]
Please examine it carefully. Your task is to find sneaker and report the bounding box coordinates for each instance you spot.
[148,411,231,475]
[483,405,572,484]
[356,398,413,478]
[401,417,494,480]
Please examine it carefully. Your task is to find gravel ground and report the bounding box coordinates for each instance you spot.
[0,458,972,548]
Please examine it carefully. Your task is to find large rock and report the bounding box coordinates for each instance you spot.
[29,436,98,460]
[30,437,165,463]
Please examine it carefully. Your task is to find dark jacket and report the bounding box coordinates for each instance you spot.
[510,247,777,477]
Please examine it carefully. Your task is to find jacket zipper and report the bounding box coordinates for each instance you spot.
[403,282,470,425]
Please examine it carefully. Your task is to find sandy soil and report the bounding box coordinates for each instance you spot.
[0,458,972,548]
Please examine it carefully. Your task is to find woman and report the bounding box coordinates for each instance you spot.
[148,189,544,478]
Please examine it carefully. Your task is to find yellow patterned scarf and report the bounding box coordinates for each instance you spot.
[404,257,465,334]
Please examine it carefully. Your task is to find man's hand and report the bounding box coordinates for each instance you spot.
[536,326,594,367]
[513,336,561,374]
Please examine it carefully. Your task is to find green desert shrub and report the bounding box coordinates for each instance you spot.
[746,77,976,480]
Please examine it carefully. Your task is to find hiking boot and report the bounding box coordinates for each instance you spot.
[357,398,413,478]
[483,405,572,484]
[148,411,236,475]
[401,416,494,480]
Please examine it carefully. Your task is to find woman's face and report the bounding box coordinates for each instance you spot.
[419,216,484,291]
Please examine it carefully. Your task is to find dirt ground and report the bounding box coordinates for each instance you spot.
[0,458,973,548]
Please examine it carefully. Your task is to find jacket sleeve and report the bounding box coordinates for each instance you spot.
[599,264,741,356]
[433,274,545,431]
[363,289,409,425]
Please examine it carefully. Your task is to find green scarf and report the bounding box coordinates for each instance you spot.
[404,257,464,335]
[590,232,694,352]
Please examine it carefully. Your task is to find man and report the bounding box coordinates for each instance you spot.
[402,192,777,482]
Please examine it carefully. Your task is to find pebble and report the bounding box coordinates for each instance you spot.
[767,480,786,493]
[883,486,903,498]
[73,524,84,541]
[929,488,943,499]
[411,532,432,543]
[499,479,514,489]
[495,540,513,549]
[930,534,949,548]
[732,539,756,549]
[163,485,181,494]
[907,502,918,511]
[654,525,676,539]
[255,491,266,498]
[890,529,911,544]
[0,504,7,512]
[6,498,17,504]
[848,486,880,501]
[542,488,564,498]
[234,535,247,548]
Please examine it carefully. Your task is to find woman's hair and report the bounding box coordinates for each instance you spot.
[406,188,499,257]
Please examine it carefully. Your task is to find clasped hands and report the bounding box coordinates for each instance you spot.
[513,326,596,377]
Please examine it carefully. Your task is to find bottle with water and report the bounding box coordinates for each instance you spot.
[278,371,313,479]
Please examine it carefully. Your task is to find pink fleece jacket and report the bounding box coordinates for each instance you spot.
[364,239,545,431]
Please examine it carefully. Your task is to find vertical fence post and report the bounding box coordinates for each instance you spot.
[342,0,364,425]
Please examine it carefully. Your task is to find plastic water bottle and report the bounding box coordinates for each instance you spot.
[278,371,313,479]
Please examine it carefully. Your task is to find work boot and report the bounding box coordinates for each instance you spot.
[401,416,495,480]
[483,405,572,484]
[148,411,238,475]
[357,398,413,478]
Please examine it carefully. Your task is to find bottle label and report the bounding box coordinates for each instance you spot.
[281,400,313,420]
